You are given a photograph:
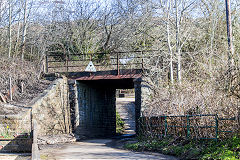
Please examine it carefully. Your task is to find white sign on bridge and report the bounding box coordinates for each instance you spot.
[85,61,96,72]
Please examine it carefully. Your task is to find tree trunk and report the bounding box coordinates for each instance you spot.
[21,0,28,60]
[8,0,12,58]
[15,14,21,54]
[0,0,2,22]
[209,0,219,79]
[175,0,181,84]
[167,0,174,84]
[225,0,234,68]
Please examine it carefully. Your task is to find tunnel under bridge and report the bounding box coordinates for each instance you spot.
[67,69,143,138]
[45,50,154,138]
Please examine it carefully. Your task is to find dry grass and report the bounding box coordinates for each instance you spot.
[0,57,51,105]
[141,52,240,138]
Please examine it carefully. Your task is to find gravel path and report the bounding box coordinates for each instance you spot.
[40,139,178,160]
[116,98,136,134]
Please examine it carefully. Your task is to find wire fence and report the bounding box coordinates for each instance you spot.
[139,114,237,141]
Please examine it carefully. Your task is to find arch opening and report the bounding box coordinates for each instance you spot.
[71,78,141,138]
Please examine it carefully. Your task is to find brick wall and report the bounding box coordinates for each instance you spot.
[75,81,116,138]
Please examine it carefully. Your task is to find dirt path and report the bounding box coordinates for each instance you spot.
[40,139,178,160]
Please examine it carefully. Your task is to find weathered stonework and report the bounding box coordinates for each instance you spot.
[0,105,31,136]
[134,76,154,133]
[30,77,71,136]
[134,78,141,134]
[139,76,154,116]
[0,103,32,152]
[0,77,72,152]
[0,75,153,145]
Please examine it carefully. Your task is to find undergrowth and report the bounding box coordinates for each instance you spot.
[0,57,51,104]
[124,135,240,159]
[116,111,125,134]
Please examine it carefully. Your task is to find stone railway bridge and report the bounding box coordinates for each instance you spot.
[44,51,154,138]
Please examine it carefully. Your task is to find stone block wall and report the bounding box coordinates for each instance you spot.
[0,115,31,137]
[0,77,71,152]
[139,77,153,116]
[0,104,32,137]
[31,77,71,136]
[134,77,154,134]
[0,104,32,152]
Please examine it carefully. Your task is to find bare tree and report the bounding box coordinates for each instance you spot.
[20,0,28,60]
[225,0,234,68]
[14,13,21,54]
[167,0,174,84]
[8,0,12,58]
[0,0,2,22]
[175,0,181,84]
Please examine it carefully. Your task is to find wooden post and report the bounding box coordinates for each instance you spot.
[9,77,12,101]
[141,51,144,70]
[45,54,48,73]
[64,47,68,72]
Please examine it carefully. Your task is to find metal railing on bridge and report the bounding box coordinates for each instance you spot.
[44,50,158,74]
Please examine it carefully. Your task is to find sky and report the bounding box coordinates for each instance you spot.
[1,0,240,26]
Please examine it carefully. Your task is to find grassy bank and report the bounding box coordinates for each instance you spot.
[124,136,240,159]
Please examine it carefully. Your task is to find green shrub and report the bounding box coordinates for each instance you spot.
[116,112,125,134]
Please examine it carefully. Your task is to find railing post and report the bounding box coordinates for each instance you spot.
[117,52,120,76]
[9,76,13,101]
[66,54,69,72]
[45,54,48,73]
[164,116,168,137]
[64,49,68,73]
[187,115,190,139]
[215,115,218,141]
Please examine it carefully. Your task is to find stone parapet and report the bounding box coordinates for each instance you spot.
[31,77,71,136]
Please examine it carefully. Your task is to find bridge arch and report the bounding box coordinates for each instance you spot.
[45,50,155,137]
[69,75,142,138]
